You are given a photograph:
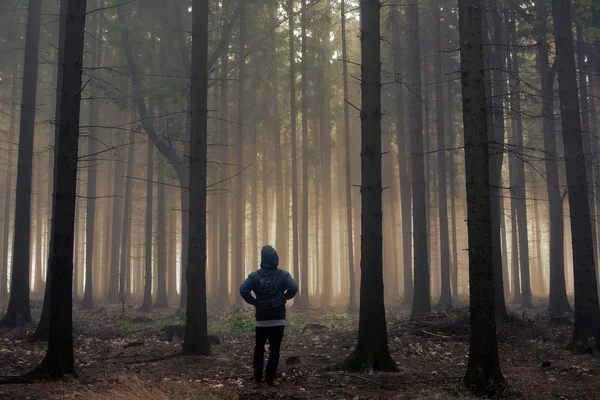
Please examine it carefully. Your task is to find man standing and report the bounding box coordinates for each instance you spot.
[240,245,298,385]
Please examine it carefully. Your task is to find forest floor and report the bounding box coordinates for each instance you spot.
[0,300,597,399]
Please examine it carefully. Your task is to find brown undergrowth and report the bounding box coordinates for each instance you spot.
[0,300,597,399]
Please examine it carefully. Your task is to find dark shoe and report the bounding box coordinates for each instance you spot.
[253,369,263,383]
[265,375,274,385]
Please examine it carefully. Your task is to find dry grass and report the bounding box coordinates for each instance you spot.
[82,376,234,400]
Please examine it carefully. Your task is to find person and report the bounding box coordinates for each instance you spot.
[239,245,298,385]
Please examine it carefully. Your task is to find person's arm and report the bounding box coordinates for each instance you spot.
[239,274,256,305]
[283,272,298,300]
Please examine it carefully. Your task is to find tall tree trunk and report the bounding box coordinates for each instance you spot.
[234,0,246,305]
[342,0,397,372]
[299,0,310,308]
[30,0,87,378]
[536,0,571,316]
[217,0,231,307]
[183,0,210,356]
[509,14,532,307]
[552,0,600,351]
[0,27,19,303]
[0,0,43,326]
[318,1,333,306]
[407,0,431,317]
[0,62,17,301]
[154,156,169,308]
[289,0,301,305]
[82,2,102,309]
[487,0,508,319]
[576,26,597,268]
[446,79,459,299]
[119,113,137,303]
[140,139,154,312]
[458,0,505,392]
[433,0,451,308]
[34,168,44,295]
[341,0,356,310]
[106,126,125,303]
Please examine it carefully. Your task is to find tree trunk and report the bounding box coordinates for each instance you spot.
[486,0,508,319]
[433,0,451,309]
[81,2,102,309]
[0,0,42,327]
[509,14,532,307]
[297,0,310,309]
[106,127,125,303]
[30,0,87,379]
[0,62,16,301]
[342,0,397,372]
[154,156,169,308]
[340,0,356,310]
[119,112,137,303]
[233,0,246,304]
[140,139,154,312]
[534,0,570,316]
[446,79,459,299]
[217,0,231,307]
[576,26,598,269]
[552,0,600,351]
[407,0,431,317]
[289,0,301,306]
[458,0,505,392]
[183,0,210,356]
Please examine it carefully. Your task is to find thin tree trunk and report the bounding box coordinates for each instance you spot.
[509,14,532,307]
[289,0,301,304]
[407,0,431,317]
[433,0,451,308]
[106,126,124,303]
[234,0,246,305]
[341,0,356,310]
[119,112,137,304]
[81,2,102,309]
[217,0,231,307]
[446,79,459,299]
[536,0,570,316]
[140,139,154,312]
[0,0,43,326]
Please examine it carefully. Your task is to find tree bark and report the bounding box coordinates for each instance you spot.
[140,138,154,312]
[552,0,600,351]
[407,0,431,317]
[81,2,102,309]
[299,0,310,308]
[0,0,43,326]
[458,0,505,392]
[183,0,210,356]
[30,0,86,379]
[432,0,451,309]
[342,0,397,372]
[289,0,301,307]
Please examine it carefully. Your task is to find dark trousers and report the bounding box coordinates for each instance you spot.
[253,325,285,379]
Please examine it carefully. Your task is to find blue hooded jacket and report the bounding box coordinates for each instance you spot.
[239,246,298,322]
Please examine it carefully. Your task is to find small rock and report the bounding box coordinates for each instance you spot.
[541,361,552,369]
[286,356,301,365]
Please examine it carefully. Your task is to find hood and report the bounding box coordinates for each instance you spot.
[260,245,279,270]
